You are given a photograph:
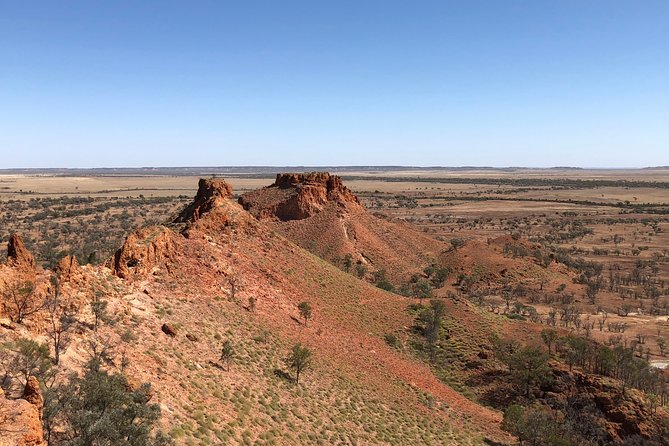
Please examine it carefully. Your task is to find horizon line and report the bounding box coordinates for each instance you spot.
[1,165,669,172]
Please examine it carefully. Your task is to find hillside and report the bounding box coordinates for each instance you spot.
[2,176,669,446]
[1,178,511,445]
[239,172,444,286]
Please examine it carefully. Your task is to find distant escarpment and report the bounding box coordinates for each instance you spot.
[239,172,360,221]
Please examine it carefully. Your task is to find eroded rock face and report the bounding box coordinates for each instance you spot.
[174,178,233,223]
[239,172,361,221]
[55,255,81,283]
[22,377,43,414]
[544,367,662,442]
[0,379,46,446]
[111,226,177,279]
[6,234,35,270]
[1,235,37,319]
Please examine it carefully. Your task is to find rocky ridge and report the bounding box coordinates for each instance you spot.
[239,172,360,221]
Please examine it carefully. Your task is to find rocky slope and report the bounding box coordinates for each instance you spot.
[0,380,45,446]
[35,177,507,444]
[239,172,444,285]
[2,177,667,445]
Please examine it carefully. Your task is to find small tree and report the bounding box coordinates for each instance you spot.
[297,301,313,326]
[657,337,666,357]
[229,276,238,300]
[45,276,77,365]
[505,345,552,397]
[90,290,109,332]
[540,328,559,354]
[450,238,465,251]
[1,338,51,389]
[585,280,601,304]
[502,404,563,446]
[431,267,451,288]
[419,299,446,361]
[373,269,394,292]
[84,338,115,374]
[57,358,169,446]
[342,254,353,272]
[354,263,367,279]
[4,280,42,324]
[285,343,312,385]
[219,340,234,371]
[412,279,432,304]
[247,296,256,313]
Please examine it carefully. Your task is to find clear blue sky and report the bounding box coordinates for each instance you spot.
[1,1,667,168]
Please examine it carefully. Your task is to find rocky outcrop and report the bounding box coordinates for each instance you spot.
[173,178,233,223]
[54,255,81,283]
[0,381,46,446]
[239,172,361,221]
[111,226,177,279]
[22,377,43,415]
[542,366,664,442]
[6,234,35,270]
[1,235,37,319]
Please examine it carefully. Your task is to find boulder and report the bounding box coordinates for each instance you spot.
[22,376,43,414]
[161,323,177,337]
[54,255,81,283]
[0,377,46,445]
[185,333,199,342]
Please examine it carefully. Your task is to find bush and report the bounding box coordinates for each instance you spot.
[384,334,400,349]
[46,359,171,445]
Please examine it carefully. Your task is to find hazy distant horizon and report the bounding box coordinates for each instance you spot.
[1,165,668,173]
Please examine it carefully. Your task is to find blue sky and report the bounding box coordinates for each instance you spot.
[1,1,667,168]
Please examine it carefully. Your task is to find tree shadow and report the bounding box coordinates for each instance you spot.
[464,369,516,409]
[483,439,507,446]
[273,368,293,383]
[208,360,225,371]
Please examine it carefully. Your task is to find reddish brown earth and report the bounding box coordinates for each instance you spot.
[2,174,668,445]
[0,382,45,446]
[6,234,35,270]
[108,178,510,442]
[239,172,445,285]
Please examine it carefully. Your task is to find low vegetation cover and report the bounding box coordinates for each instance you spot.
[1,170,668,445]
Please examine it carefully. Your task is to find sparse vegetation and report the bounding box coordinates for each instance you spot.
[297,301,313,326]
[2,170,669,445]
[4,279,41,324]
[219,340,234,371]
[285,344,312,385]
